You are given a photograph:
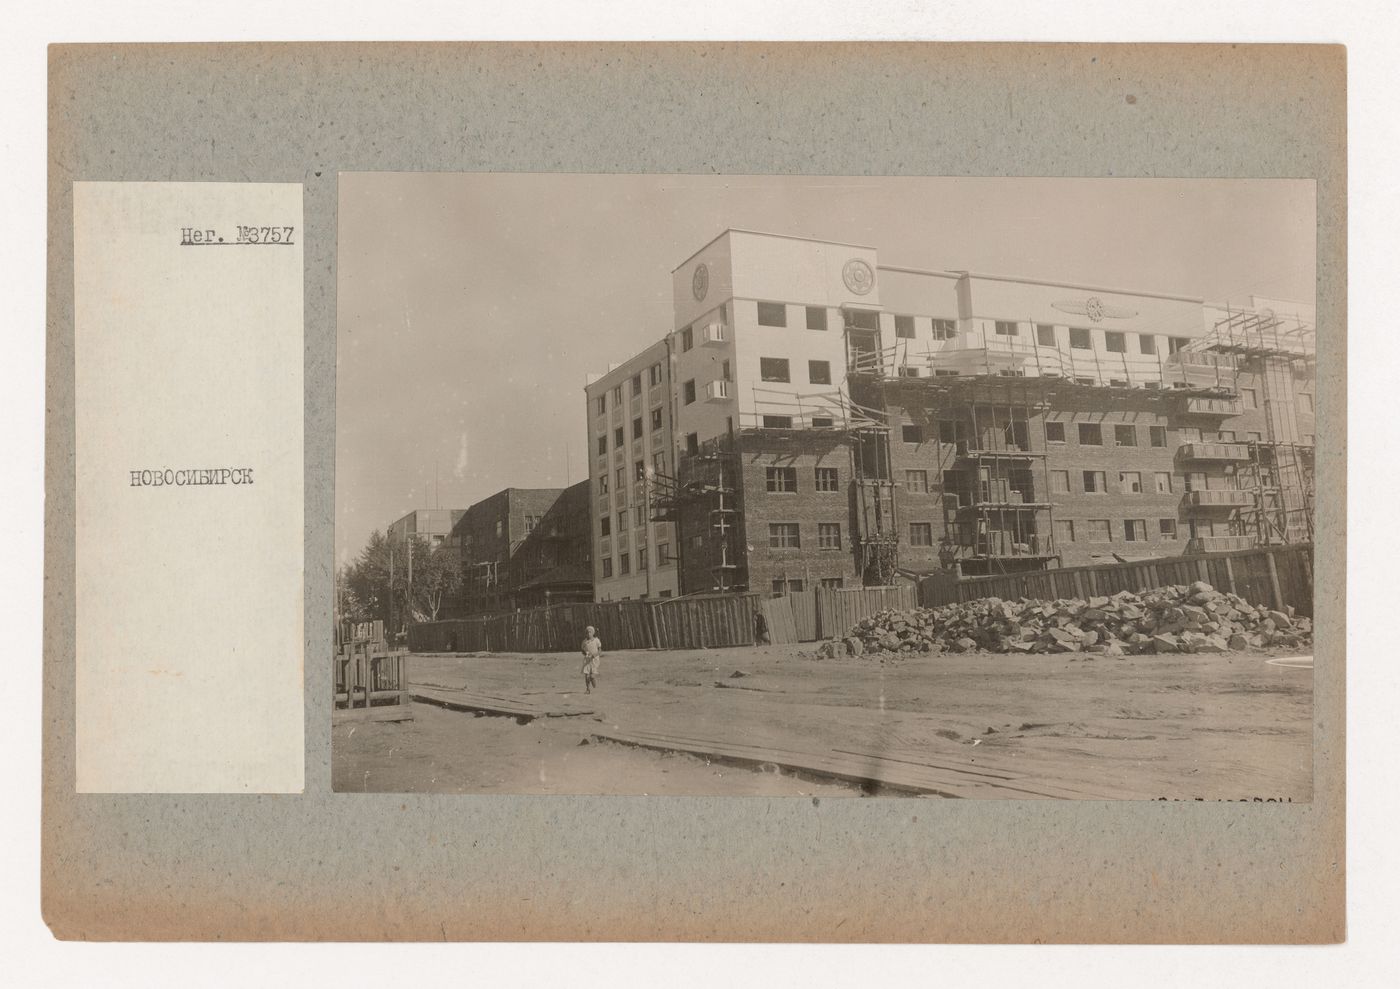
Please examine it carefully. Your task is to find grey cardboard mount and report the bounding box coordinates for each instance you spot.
[44,43,1346,942]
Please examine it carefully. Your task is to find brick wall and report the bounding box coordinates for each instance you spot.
[734,434,862,595]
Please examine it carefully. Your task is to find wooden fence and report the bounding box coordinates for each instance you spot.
[334,619,412,724]
[406,584,918,653]
[816,585,918,639]
[917,543,1313,616]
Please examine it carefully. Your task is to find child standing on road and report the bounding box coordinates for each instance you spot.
[581,625,603,694]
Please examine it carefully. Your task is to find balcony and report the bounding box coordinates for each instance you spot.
[1186,534,1254,554]
[1184,489,1254,509]
[1180,396,1243,416]
[1178,442,1251,461]
[705,379,731,401]
[701,321,726,345]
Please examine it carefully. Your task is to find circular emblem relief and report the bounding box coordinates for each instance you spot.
[1084,296,1106,322]
[842,258,875,296]
[692,264,709,301]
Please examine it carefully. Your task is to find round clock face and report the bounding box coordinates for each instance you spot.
[1085,296,1106,322]
[842,258,875,296]
[692,264,709,301]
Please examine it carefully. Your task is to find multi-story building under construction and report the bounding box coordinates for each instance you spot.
[586,229,1316,597]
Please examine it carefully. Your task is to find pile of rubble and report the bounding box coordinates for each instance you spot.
[833,582,1311,658]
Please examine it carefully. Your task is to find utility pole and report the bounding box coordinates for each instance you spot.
[643,465,655,600]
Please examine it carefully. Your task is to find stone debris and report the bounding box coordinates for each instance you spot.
[844,582,1312,657]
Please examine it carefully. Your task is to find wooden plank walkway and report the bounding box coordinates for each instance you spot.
[588,725,1097,799]
[410,684,596,721]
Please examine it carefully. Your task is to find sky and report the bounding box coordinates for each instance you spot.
[335,174,1315,564]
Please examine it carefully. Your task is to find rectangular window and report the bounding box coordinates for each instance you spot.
[685,433,699,455]
[598,474,609,495]
[1054,519,1075,545]
[637,547,648,571]
[1050,470,1070,494]
[765,466,798,493]
[617,511,626,534]
[683,379,696,404]
[1150,425,1168,447]
[1078,423,1103,445]
[1070,327,1092,349]
[818,523,842,549]
[819,577,845,590]
[1114,424,1137,446]
[762,415,793,429]
[846,309,879,331]
[619,552,630,575]
[721,359,732,382]
[938,420,958,444]
[1036,323,1057,347]
[1186,471,1207,493]
[612,384,623,405]
[760,357,791,382]
[1139,334,1157,355]
[1105,331,1126,353]
[1217,430,1236,442]
[681,326,693,352]
[602,557,613,578]
[596,435,607,456]
[769,523,801,548]
[1299,392,1314,413]
[808,359,831,385]
[599,516,611,536]
[1159,519,1178,539]
[1246,431,1263,442]
[815,467,840,492]
[1168,336,1191,354]
[895,315,916,339]
[757,302,787,327]
[649,363,663,387]
[805,306,827,331]
[657,542,671,564]
[909,522,934,547]
[596,395,607,416]
[650,408,663,431]
[1241,388,1258,409]
[1083,470,1107,494]
[615,467,624,492]
[931,318,956,340]
[635,460,646,483]
[994,320,1019,336]
[632,417,643,440]
[905,469,929,493]
[1045,421,1066,443]
[811,416,834,428]
[613,426,624,447]
[1087,519,1112,543]
[1154,472,1173,494]
[898,366,920,378]
[902,423,922,444]
[1124,519,1147,542]
[631,373,642,397]
[1119,471,1142,494]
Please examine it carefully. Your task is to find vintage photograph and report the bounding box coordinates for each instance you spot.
[333,174,1317,799]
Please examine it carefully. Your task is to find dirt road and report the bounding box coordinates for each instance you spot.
[332,644,1312,799]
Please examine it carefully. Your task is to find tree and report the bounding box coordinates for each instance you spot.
[413,542,463,621]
